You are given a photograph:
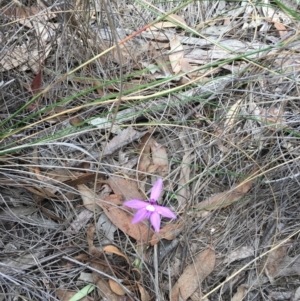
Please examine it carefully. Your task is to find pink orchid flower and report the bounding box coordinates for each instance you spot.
[123,178,176,232]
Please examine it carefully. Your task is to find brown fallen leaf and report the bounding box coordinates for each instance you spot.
[231,285,247,301]
[171,248,215,301]
[273,21,288,38]
[224,246,254,265]
[150,221,183,246]
[103,245,129,265]
[169,36,184,74]
[30,64,43,95]
[109,279,126,296]
[138,133,152,177]
[265,241,290,282]
[193,173,254,211]
[148,14,187,31]
[94,277,124,301]
[88,228,123,300]
[78,184,101,212]
[224,99,242,129]
[148,21,178,31]
[180,57,194,75]
[147,138,169,176]
[137,283,151,301]
[106,176,145,201]
[97,194,153,244]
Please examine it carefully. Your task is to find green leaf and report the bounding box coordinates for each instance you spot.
[68,284,95,301]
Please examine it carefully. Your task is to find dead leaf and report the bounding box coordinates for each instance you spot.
[180,57,194,74]
[171,248,215,301]
[224,99,242,129]
[190,290,201,301]
[273,21,288,37]
[109,279,126,296]
[265,242,289,282]
[97,194,153,244]
[168,14,187,26]
[103,245,129,264]
[94,277,124,301]
[261,0,292,24]
[273,255,300,277]
[86,224,96,250]
[291,286,300,301]
[64,173,100,187]
[103,128,146,156]
[97,213,117,244]
[66,209,93,234]
[169,36,184,74]
[148,14,187,31]
[30,64,43,95]
[193,174,254,211]
[77,184,101,212]
[224,246,254,265]
[231,285,247,301]
[150,221,183,246]
[106,176,145,201]
[0,41,53,73]
[138,133,152,177]
[148,21,178,31]
[137,283,151,301]
[147,138,169,176]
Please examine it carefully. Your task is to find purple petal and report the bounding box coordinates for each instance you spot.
[154,205,176,219]
[132,208,150,224]
[150,211,161,232]
[150,178,163,201]
[123,199,147,209]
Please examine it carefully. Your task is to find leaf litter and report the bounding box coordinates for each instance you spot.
[1,0,300,300]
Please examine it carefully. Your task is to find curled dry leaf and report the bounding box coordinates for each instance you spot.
[150,221,184,246]
[103,245,129,265]
[171,248,215,301]
[109,279,126,296]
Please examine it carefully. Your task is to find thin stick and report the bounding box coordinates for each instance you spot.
[153,243,160,301]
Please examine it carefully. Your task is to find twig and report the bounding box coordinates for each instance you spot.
[153,244,160,301]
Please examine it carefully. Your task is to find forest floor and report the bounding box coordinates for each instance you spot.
[1,0,300,300]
